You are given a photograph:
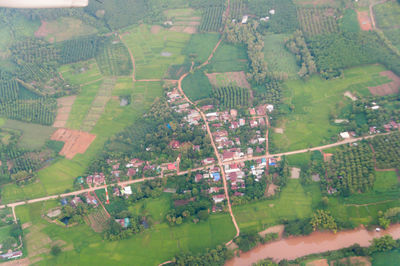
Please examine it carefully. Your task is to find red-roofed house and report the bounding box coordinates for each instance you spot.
[169,140,181,149]
[168,163,176,170]
[249,108,256,116]
[127,168,136,177]
[195,174,203,182]
[250,120,258,128]
[213,194,226,203]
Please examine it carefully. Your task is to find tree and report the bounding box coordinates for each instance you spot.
[369,235,398,254]
[197,210,209,221]
[51,245,62,256]
[1,236,16,250]
[311,210,337,233]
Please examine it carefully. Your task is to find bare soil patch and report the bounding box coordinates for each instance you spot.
[206,72,251,89]
[344,91,357,101]
[183,26,197,34]
[333,256,371,266]
[369,71,400,96]
[274,128,284,134]
[1,258,30,266]
[258,224,285,239]
[22,222,32,229]
[51,128,96,159]
[170,26,185,32]
[265,183,279,197]
[34,20,50,37]
[357,11,373,31]
[306,259,329,266]
[151,25,162,34]
[323,153,333,162]
[53,95,76,128]
[290,167,301,179]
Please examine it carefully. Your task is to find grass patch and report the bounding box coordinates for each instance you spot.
[0,119,55,150]
[372,249,400,266]
[182,70,213,101]
[373,171,399,193]
[206,42,248,73]
[263,33,299,79]
[270,65,388,152]
[287,152,312,168]
[121,24,190,80]
[58,59,102,86]
[339,9,361,32]
[233,179,320,232]
[129,193,172,223]
[183,33,220,64]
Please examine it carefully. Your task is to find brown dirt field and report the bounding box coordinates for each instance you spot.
[332,256,371,266]
[169,26,185,32]
[53,95,76,128]
[369,71,400,96]
[34,20,49,38]
[51,128,96,159]
[323,153,333,162]
[151,25,162,34]
[357,11,373,31]
[265,183,279,197]
[307,259,329,266]
[183,26,197,34]
[206,71,251,89]
[1,258,30,266]
[258,224,284,238]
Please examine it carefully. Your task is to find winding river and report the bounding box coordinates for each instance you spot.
[226,224,400,266]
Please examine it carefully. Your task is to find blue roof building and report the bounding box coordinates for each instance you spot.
[212,172,221,181]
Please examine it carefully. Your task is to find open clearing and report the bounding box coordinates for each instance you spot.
[368,71,400,96]
[206,71,250,89]
[53,96,76,128]
[357,10,373,31]
[51,128,96,159]
[291,167,301,179]
[344,91,357,101]
[164,8,202,34]
[34,17,97,42]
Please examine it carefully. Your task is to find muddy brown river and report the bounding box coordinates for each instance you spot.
[226,224,400,266]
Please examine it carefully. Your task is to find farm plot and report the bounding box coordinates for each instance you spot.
[164,8,202,34]
[206,71,250,89]
[213,86,251,109]
[263,34,299,79]
[357,10,373,31]
[183,33,220,64]
[373,1,400,50]
[297,8,339,37]
[199,6,224,32]
[368,71,400,96]
[34,17,98,43]
[230,0,247,20]
[120,25,190,80]
[86,207,109,233]
[58,59,102,86]
[96,41,132,76]
[53,96,76,128]
[182,70,213,101]
[370,132,400,170]
[206,42,248,73]
[270,65,389,153]
[51,128,96,159]
[80,77,116,132]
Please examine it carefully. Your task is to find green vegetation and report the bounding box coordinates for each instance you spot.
[182,70,213,101]
[270,65,387,153]
[121,25,189,80]
[15,199,235,265]
[0,119,55,149]
[96,41,132,76]
[297,8,339,37]
[233,179,319,232]
[338,9,360,32]
[263,34,299,79]
[206,42,248,73]
[213,86,250,108]
[184,33,220,64]
[199,7,224,32]
[372,249,400,266]
[371,130,400,170]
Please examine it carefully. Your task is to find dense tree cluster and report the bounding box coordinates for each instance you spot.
[370,132,400,170]
[311,210,337,233]
[285,30,317,78]
[225,21,268,84]
[323,143,375,195]
[213,86,250,108]
[171,245,231,266]
[307,31,400,79]
[282,218,313,236]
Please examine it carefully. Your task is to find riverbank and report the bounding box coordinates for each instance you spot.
[225,224,400,266]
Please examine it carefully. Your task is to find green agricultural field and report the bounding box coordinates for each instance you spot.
[183,33,220,64]
[287,152,312,168]
[206,42,248,73]
[58,59,103,86]
[372,249,400,266]
[129,193,172,222]
[182,70,213,101]
[1,80,163,204]
[35,17,98,43]
[0,119,55,150]
[120,24,190,80]
[373,1,400,50]
[233,179,321,232]
[270,65,391,153]
[15,199,235,265]
[339,9,360,32]
[263,33,299,79]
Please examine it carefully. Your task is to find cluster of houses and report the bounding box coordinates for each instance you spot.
[168,89,203,125]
